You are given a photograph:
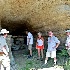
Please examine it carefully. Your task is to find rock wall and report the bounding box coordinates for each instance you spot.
[0,1,70,69]
[6,35,17,70]
[0,21,1,30]
[0,0,70,42]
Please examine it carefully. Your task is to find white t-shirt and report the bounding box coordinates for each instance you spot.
[37,39,43,46]
[65,35,70,47]
[27,36,28,45]
[27,32,33,45]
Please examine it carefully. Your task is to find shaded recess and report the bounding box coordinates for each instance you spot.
[1,19,36,36]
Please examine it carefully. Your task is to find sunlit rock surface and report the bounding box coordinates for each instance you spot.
[0,0,70,70]
[0,0,70,41]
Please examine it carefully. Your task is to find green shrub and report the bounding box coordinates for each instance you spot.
[64,59,70,70]
[57,49,68,57]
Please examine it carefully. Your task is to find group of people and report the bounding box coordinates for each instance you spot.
[26,30,70,65]
[0,29,70,70]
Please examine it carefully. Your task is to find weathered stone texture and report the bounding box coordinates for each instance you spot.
[0,0,70,39]
[0,1,70,69]
[6,35,18,70]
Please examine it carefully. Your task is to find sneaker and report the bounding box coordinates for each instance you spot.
[54,60,57,65]
[45,60,47,64]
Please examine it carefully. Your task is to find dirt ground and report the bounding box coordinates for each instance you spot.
[12,49,55,70]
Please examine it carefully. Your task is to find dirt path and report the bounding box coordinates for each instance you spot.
[12,49,64,70]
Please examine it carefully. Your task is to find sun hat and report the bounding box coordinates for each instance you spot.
[65,30,70,32]
[0,29,9,34]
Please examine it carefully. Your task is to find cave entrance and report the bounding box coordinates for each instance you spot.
[1,20,35,50]
[1,20,37,69]
[1,20,34,36]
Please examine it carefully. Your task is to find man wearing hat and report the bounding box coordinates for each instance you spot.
[0,29,10,70]
[65,30,70,56]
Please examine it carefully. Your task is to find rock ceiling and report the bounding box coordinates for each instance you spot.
[0,0,70,36]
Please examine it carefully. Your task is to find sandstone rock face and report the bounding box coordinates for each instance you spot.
[0,1,70,69]
[0,0,70,41]
[6,35,17,70]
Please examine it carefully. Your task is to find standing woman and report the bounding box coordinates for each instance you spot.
[36,32,44,60]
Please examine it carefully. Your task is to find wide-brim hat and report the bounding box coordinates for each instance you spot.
[0,29,9,34]
[65,30,70,32]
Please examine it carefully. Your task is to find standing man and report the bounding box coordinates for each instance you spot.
[26,31,33,58]
[65,30,70,56]
[0,29,10,70]
[45,31,60,65]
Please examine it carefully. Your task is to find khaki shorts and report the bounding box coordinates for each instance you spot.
[28,44,32,50]
[46,51,56,58]
[0,54,10,67]
[67,49,70,56]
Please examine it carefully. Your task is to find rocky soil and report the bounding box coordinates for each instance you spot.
[12,49,65,70]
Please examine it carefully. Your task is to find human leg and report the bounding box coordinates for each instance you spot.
[30,49,32,56]
[45,51,50,64]
[41,49,43,58]
[51,51,56,64]
[54,57,57,65]
[6,64,10,70]
[0,56,4,70]
[1,64,4,70]
[45,57,48,64]
[2,55,10,70]
[28,44,32,56]
[38,49,40,59]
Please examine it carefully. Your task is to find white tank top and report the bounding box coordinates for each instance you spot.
[37,39,43,46]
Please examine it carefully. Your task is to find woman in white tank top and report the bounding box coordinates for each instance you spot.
[36,32,44,60]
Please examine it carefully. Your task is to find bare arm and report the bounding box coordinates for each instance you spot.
[41,37,44,45]
[28,38,30,44]
[55,43,60,48]
[2,45,8,56]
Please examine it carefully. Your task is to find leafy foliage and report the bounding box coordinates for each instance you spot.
[57,49,68,57]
